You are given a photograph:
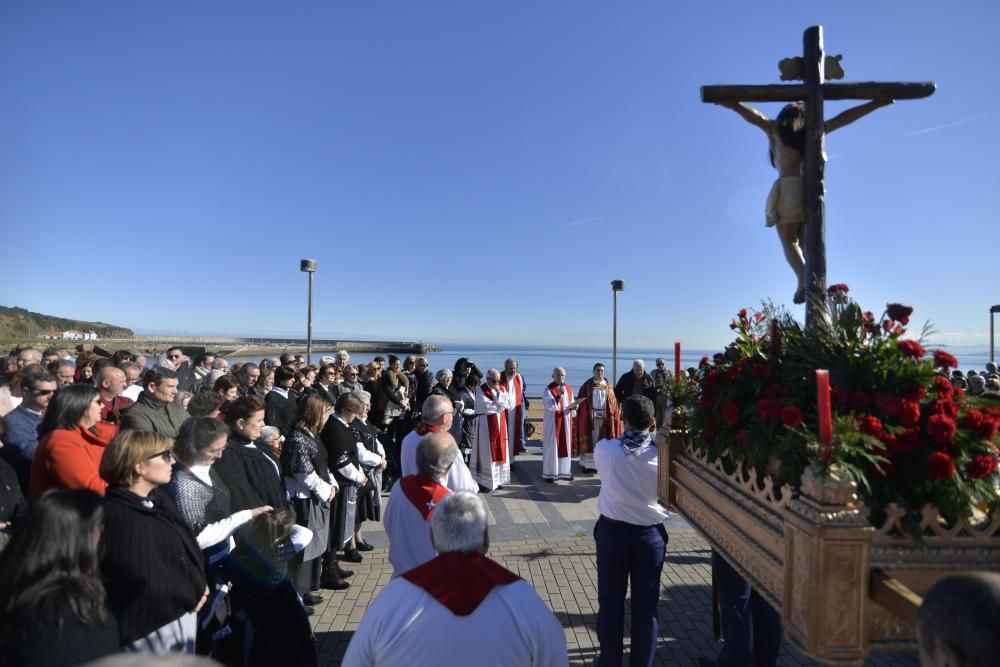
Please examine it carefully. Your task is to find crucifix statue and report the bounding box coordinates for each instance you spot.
[703,26,935,329]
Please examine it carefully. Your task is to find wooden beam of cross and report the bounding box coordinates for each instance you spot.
[702,26,935,330]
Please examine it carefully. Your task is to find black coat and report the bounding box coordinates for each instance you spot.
[319,417,360,486]
[2,597,120,667]
[100,486,207,644]
[265,390,299,436]
[214,434,288,512]
[614,370,658,405]
[414,370,435,410]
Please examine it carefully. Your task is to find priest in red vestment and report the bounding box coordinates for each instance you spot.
[574,362,622,474]
[344,491,568,666]
[471,369,515,491]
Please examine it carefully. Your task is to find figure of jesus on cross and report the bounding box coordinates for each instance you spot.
[704,26,934,328]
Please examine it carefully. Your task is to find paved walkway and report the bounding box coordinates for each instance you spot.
[310,441,917,666]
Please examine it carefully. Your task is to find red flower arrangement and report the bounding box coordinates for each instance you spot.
[687,293,1000,538]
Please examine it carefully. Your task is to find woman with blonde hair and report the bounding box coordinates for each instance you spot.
[99,429,208,654]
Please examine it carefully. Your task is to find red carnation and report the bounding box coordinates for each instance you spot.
[897,428,922,454]
[830,386,849,405]
[859,415,884,439]
[754,312,766,323]
[758,399,782,422]
[887,303,914,322]
[927,451,956,480]
[874,393,902,418]
[827,283,849,295]
[862,311,874,322]
[735,429,747,445]
[932,375,954,397]
[927,414,957,445]
[781,405,804,428]
[849,390,872,410]
[721,401,741,425]
[898,400,922,427]
[902,381,926,402]
[763,384,788,400]
[725,365,741,381]
[933,350,959,370]
[699,356,709,369]
[880,433,899,456]
[927,398,959,419]
[978,418,999,442]
[967,454,998,479]
[738,308,748,321]
[730,319,738,330]
[897,339,925,359]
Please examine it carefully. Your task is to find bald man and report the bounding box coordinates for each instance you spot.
[97,365,134,424]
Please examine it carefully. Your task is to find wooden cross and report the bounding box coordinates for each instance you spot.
[702,26,935,329]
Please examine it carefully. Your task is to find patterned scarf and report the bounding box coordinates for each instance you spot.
[619,429,653,457]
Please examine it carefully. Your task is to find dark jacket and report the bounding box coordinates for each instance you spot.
[264,389,298,436]
[100,486,207,644]
[319,417,361,486]
[213,434,288,512]
[1,597,120,667]
[0,456,26,531]
[1,405,43,492]
[614,370,657,405]
[120,391,189,438]
[414,370,435,410]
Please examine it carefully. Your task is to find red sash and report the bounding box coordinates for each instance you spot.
[415,423,443,436]
[400,474,450,520]
[480,383,508,468]
[547,382,572,458]
[498,373,524,455]
[402,552,521,616]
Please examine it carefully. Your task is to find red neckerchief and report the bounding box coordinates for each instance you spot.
[402,552,520,616]
[415,423,443,436]
[400,474,450,520]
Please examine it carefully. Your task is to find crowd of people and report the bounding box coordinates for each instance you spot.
[1,342,999,667]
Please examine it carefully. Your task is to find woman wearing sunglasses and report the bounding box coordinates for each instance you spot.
[98,429,208,654]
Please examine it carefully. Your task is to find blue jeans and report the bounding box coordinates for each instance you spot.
[595,516,668,667]
[712,551,782,667]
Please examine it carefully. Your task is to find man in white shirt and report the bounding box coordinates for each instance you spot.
[345,491,568,667]
[400,395,478,493]
[383,431,455,577]
[594,395,669,667]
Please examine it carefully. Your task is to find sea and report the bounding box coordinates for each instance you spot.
[229,343,994,398]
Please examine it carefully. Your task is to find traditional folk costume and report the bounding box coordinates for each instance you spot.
[574,378,621,472]
[471,383,515,490]
[343,551,569,667]
[542,383,576,481]
[498,371,526,461]
[382,474,450,577]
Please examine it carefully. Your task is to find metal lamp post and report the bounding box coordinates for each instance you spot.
[991,305,1000,364]
[300,259,317,365]
[611,280,625,384]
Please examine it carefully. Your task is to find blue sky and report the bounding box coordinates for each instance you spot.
[2,1,997,350]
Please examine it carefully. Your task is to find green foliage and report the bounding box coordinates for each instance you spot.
[0,305,133,339]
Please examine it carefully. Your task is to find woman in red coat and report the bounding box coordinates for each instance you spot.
[29,384,116,498]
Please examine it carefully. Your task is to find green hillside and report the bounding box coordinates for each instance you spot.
[0,306,133,339]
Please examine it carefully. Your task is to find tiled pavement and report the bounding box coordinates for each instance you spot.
[310,442,917,666]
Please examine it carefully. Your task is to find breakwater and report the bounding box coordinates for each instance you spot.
[75,336,437,358]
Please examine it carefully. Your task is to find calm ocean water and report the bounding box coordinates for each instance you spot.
[230,343,993,398]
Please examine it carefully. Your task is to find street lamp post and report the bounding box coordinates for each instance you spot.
[991,305,1000,364]
[611,280,625,385]
[300,259,317,366]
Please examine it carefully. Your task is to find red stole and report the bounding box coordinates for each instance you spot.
[479,383,508,470]
[547,382,572,458]
[498,373,524,455]
[402,552,521,616]
[400,474,450,520]
[415,423,443,436]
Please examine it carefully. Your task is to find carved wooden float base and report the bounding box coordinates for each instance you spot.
[661,437,1000,666]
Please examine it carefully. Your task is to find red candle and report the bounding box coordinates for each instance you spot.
[816,369,832,458]
[674,342,681,379]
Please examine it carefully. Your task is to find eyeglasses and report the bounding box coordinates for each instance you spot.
[168,354,182,360]
[31,388,56,396]
[147,449,175,462]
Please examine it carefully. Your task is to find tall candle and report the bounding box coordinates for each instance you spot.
[674,342,681,379]
[816,369,832,458]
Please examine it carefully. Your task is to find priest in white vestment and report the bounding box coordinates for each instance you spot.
[399,395,478,493]
[470,368,515,491]
[383,432,458,577]
[344,491,568,667]
[542,367,583,482]
[499,358,526,462]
